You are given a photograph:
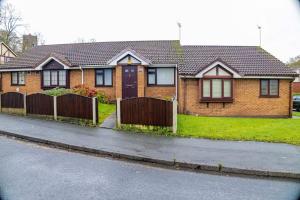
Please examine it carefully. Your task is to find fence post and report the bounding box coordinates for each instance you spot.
[92,97,97,125]
[116,98,121,127]
[23,93,27,116]
[53,96,57,120]
[0,93,1,112]
[172,99,177,134]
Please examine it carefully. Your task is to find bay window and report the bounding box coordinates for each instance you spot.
[11,72,25,85]
[201,65,233,102]
[260,79,279,97]
[43,70,67,87]
[147,67,175,86]
[95,69,113,86]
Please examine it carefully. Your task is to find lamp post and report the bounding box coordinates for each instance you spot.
[257,25,262,47]
[177,22,182,42]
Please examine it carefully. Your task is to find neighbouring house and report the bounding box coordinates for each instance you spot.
[0,42,17,91]
[290,66,300,93]
[0,40,296,117]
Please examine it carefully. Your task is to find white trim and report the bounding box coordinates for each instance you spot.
[0,42,17,57]
[195,61,242,78]
[35,57,70,70]
[242,76,295,80]
[180,75,295,80]
[82,65,115,69]
[107,50,150,66]
[149,64,177,68]
[0,68,37,72]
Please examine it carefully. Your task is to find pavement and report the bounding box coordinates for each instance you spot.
[0,113,300,179]
[100,112,116,129]
[1,137,300,200]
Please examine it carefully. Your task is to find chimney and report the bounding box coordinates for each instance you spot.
[22,34,38,52]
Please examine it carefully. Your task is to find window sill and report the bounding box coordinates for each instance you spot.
[147,84,175,87]
[259,95,279,98]
[95,85,113,88]
[11,84,25,86]
[200,98,233,103]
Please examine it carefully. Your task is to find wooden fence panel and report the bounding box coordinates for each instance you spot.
[1,92,24,108]
[57,94,93,120]
[26,93,54,115]
[120,97,173,126]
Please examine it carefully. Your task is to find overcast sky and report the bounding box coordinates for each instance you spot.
[7,0,300,62]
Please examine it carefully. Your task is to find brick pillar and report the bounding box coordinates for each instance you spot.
[137,65,145,97]
[115,65,122,99]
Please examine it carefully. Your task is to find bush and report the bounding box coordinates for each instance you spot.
[96,92,109,103]
[72,84,97,97]
[42,87,71,96]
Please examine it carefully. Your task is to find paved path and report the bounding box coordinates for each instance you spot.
[0,113,299,177]
[1,137,299,200]
[100,112,116,129]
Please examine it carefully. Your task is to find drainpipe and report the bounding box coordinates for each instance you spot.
[289,80,293,118]
[79,66,84,84]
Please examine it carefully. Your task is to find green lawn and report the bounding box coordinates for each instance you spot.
[177,114,300,145]
[294,112,300,117]
[98,103,116,124]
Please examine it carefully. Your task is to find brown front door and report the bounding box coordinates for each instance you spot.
[122,65,137,99]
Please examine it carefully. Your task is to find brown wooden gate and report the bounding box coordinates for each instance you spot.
[120,97,173,126]
[26,93,54,115]
[1,92,24,108]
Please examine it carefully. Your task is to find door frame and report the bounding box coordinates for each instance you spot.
[122,65,138,99]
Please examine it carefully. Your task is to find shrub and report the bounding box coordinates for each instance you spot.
[72,84,97,97]
[42,87,71,96]
[96,92,109,103]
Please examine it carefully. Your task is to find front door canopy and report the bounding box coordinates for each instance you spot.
[107,48,151,66]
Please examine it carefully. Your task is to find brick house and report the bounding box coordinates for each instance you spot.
[0,40,296,117]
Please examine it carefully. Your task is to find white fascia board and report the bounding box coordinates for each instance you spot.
[242,76,295,80]
[149,64,177,68]
[35,57,70,70]
[0,68,38,72]
[107,50,149,66]
[195,61,242,78]
[81,65,115,69]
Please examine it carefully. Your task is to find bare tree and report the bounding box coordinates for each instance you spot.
[0,3,24,51]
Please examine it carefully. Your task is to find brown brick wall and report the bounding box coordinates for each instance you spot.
[69,69,116,100]
[292,82,300,94]
[145,87,176,99]
[178,78,291,117]
[1,71,41,94]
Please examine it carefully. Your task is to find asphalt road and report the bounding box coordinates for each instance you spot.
[0,136,299,200]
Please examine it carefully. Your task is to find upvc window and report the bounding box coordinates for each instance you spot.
[11,72,25,85]
[95,69,113,86]
[147,67,175,86]
[201,65,233,102]
[43,70,67,87]
[260,79,279,97]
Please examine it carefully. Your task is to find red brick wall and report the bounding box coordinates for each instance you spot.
[178,78,291,117]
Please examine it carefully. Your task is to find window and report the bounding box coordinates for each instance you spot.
[11,72,25,85]
[43,70,67,87]
[260,79,279,97]
[147,67,175,86]
[95,69,113,86]
[201,65,233,102]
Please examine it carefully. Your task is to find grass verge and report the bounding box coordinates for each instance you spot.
[177,114,300,145]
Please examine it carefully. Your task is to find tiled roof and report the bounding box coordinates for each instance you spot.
[0,40,296,77]
[182,45,295,77]
[1,40,181,69]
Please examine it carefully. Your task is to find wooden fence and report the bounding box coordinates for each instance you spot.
[1,92,24,108]
[26,93,54,116]
[0,92,98,124]
[117,97,177,133]
[57,94,96,121]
